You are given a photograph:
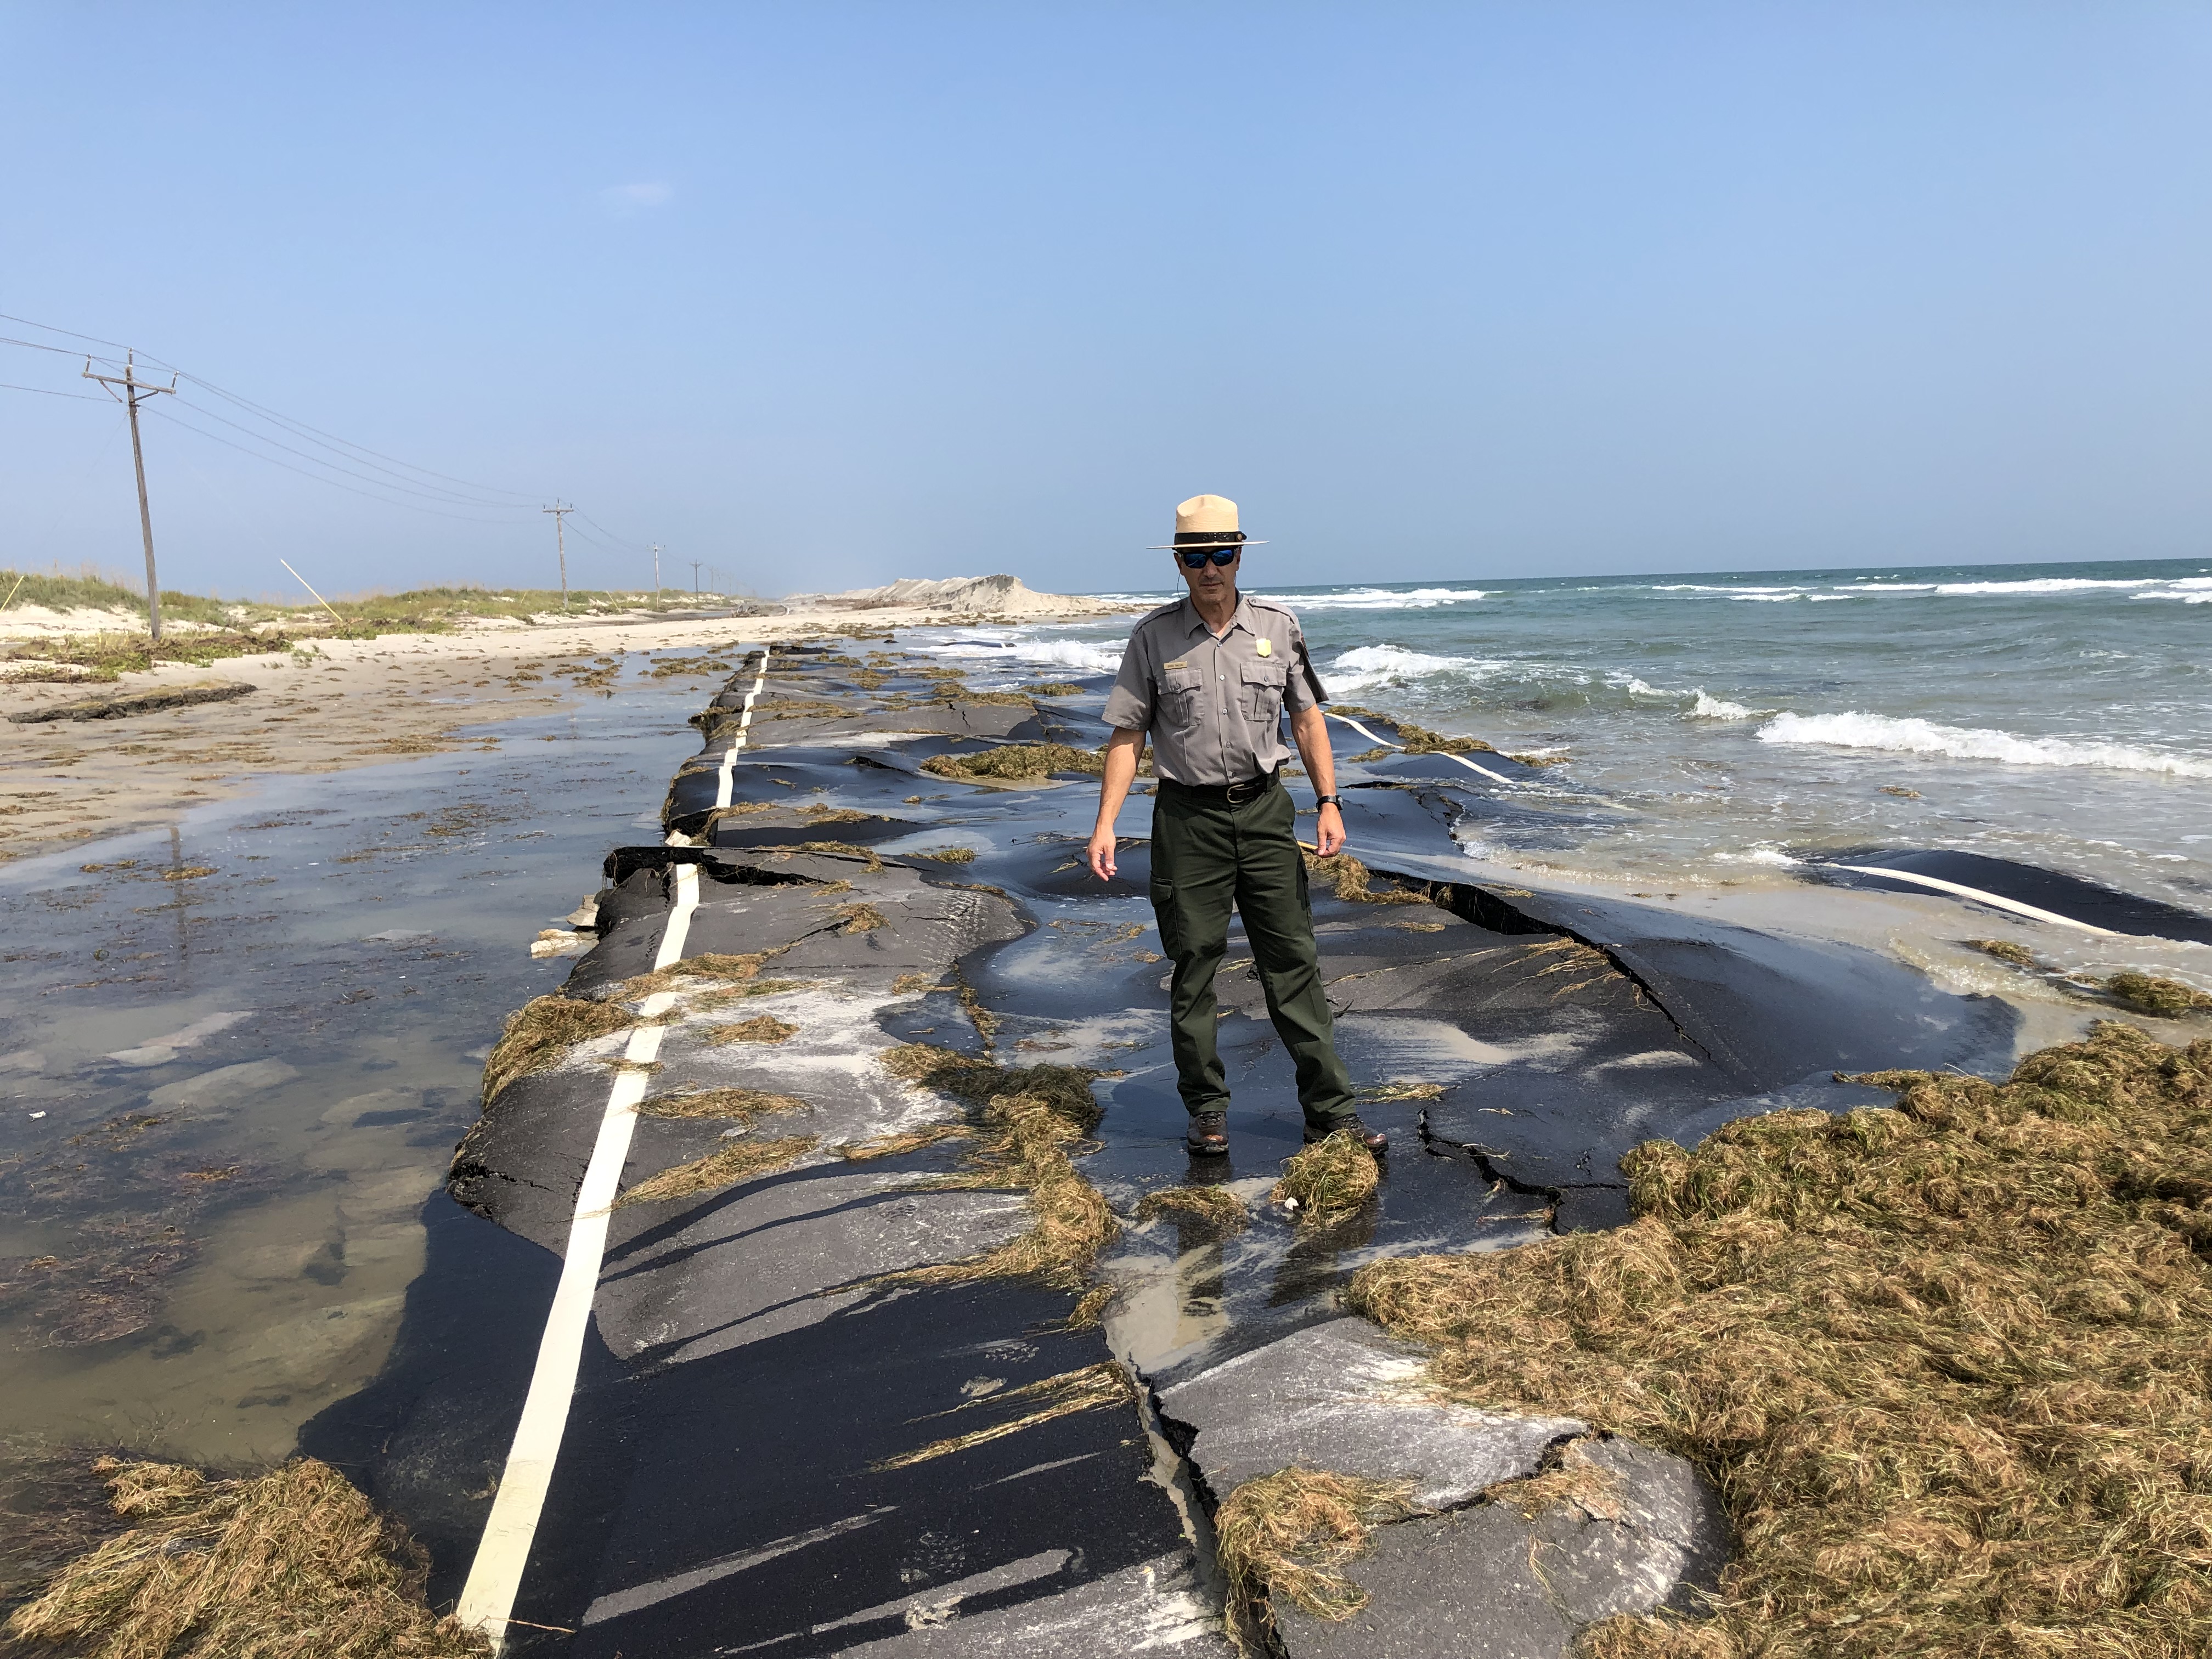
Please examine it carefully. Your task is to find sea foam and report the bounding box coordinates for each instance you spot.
[1323,643,1500,695]
[1758,711,2212,778]
[1262,586,1491,611]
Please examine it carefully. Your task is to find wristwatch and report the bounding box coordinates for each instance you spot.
[1315,794,1342,809]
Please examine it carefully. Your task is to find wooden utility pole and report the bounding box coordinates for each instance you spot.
[689,560,703,596]
[83,351,177,641]
[543,502,573,608]
[651,543,662,594]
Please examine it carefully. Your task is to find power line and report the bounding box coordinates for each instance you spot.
[143,405,536,525]
[1,381,108,401]
[167,393,537,511]
[174,371,543,501]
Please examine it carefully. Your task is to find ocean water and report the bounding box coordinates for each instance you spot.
[915,556,2212,927]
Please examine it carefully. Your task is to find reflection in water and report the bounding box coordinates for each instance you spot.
[0,670,716,1466]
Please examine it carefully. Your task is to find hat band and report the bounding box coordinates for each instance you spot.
[1172,531,1246,546]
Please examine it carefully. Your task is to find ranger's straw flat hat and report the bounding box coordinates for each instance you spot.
[1148,493,1268,550]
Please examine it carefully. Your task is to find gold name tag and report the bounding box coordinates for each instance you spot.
[1163,659,1189,670]
[1255,639,1272,657]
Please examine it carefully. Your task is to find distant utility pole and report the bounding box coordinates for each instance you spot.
[689,560,703,596]
[651,543,662,595]
[543,501,573,608]
[82,351,177,641]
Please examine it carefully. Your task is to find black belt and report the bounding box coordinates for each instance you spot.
[1159,766,1282,806]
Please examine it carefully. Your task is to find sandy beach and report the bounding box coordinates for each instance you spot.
[0,595,1136,865]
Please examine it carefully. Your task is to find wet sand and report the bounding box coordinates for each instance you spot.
[0,603,1131,866]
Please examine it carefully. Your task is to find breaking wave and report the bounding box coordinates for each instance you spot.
[1686,691,1758,720]
[1758,711,2212,778]
[925,636,1122,673]
[1270,586,1491,611]
[1322,644,1504,696]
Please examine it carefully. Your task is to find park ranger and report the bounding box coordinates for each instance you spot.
[1086,494,1386,1158]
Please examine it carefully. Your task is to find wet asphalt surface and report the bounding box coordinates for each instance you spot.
[296,642,2036,1657]
[26,636,2186,1654]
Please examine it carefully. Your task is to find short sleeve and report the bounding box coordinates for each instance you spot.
[1284,618,1327,711]
[1101,627,1154,731]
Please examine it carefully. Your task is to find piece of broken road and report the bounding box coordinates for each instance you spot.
[276,638,2210,1657]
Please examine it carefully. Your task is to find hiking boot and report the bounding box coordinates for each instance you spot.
[1185,1111,1229,1156]
[1305,1115,1387,1153]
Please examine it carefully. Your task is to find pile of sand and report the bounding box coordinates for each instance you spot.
[777,574,1120,617]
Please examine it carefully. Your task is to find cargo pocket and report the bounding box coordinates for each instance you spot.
[1240,661,1287,727]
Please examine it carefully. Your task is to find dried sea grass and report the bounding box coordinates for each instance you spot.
[1214,1468,1417,1629]
[871,1362,1135,1470]
[614,1136,818,1207]
[3,1457,488,1658]
[920,743,1106,781]
[1358,1080,1444,1102]
[1133,1184,1250,1234]
[637,1087,806,1124]
[1347,1021,2212,1658]
[867,1046,1114,1289]
[1302,851,1428,905]
[914,846,977,863]
[481,995,641,1103]
[2106,971,2212,1018]
[1966,937,2040,969]
[828,902,888,934]
[1273,1132,1379,1223]
[835,1124,972,1161]
[708,1015,798,1046]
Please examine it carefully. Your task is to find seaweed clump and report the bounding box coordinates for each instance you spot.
[1133,1184,1250,1235]
[919,743,1107,780]
[616,1137,819,1207]
[1346,1022,2212,1658]
[481,994,642,1103]
[1966,937,2040,968]
[2106,971,2212,1018]
[1272,1132,1379,1223]
[1302,851,1428,905]
[868,1046,1116,1289]
[1214,1469,1415,1628]
[4,1457,488,1658]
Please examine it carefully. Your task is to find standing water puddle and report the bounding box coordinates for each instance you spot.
[0,667,723,1468]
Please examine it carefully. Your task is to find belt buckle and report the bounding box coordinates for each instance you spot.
[1226,776,1262,806]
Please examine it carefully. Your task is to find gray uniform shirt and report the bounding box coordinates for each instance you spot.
[1102,595,1329,786]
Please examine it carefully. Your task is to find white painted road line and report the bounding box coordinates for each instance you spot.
[1325,710,1518,787]
[1831,865,2122,936]
[714,648,772,811]
[460,648,771,1648]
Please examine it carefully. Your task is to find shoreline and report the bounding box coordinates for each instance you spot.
[0,602,1133,866]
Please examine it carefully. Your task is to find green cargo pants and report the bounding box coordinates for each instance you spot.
[1148,778,1358,1128]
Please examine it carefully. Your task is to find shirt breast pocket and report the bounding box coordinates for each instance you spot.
[1159,665,1205,724]
[1240,661,1287,725]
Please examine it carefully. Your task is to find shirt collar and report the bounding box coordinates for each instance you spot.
[1178,594,1252,639]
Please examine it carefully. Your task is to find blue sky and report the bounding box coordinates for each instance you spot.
[3,2,2208,599]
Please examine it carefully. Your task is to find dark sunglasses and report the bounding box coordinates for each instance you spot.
[1178,548,1241,569]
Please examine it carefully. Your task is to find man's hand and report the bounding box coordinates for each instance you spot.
[1089,727,1145,881]
[1316,802,1345,857]
[1088,825,1119,882]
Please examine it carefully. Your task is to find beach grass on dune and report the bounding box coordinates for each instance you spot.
[1341,1021,2212,1658]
